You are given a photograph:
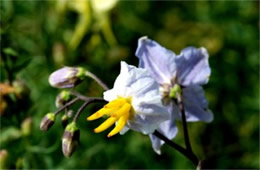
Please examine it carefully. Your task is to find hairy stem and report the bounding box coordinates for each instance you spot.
[54,97,79,115]
[85,71,109,91]
[73,98,107,122]
[153,130,198,165]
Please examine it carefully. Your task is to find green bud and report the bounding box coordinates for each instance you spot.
[62,122,80,157]
[40,113,56,132]
[169,84,181,99]
[21,117,32,136]
[55,90,71,108]
[61,114,69,129]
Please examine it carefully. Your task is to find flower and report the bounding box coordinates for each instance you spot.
[49,67,86,88]
[136,36,213,154]
[87,61,169,137]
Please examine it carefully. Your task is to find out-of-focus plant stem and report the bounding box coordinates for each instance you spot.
[85,70,109,91]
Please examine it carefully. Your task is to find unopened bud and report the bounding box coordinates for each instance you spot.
[62,122,80,157]
[21,117,32,136]
[40,113,56,131]
[61,114,69,129]
[169,84,181,99]
[49,67,86,88]
[55,90,71,108]
[0,150,9,169]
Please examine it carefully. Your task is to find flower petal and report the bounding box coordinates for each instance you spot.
[128,97,170,135]
[182,86,213,122]
[176,47,211,86]
[135,36,177,84]
[149,102,178,154]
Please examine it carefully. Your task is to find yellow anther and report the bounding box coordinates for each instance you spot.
[104,98,126,108]
[88,97,134,137]
[87,107,118,121]
[94,117,118,133]
[107,114,129,137]
[111,103,131,118]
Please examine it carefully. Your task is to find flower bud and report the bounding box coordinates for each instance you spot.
[21,117,32,136]
[61,114,69,129]
[40,113,56,131]
[49,67,86,88]
[55,90,71,108]
[62,122,80,157]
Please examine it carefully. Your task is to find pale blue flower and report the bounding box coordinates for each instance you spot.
[136,36,213,154]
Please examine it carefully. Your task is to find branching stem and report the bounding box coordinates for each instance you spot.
[73,98,106,122]
[54,97,79,115]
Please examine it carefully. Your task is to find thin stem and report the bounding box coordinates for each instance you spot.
[153,130,198,166]
[54,97,79,115]
[70,90,90,101]
[176,95,192,152]
[85,71,109,91]
[73,98,107,122]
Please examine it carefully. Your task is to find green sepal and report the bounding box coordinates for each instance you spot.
[60,90,71,101]
[76,67,86,80]
[46,113,56,121]
[65,122,79,132]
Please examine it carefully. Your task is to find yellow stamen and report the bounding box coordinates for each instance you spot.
[87,107,118,121]
[94,117,118,133]
[87,97,133,137]
[111,103,131,118]
[107,114,129,138]
[104,98,126,108]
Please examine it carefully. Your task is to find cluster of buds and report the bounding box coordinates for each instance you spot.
[41,66,108,158]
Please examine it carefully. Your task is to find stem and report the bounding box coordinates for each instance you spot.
[102,16,117,47]
[54,97,79,115]
[176,95,192,152]
[153,130,198,165]
[85,71,109,91]
[70,90,90,101]
[73,98,107,122]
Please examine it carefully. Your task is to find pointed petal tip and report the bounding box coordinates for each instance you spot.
[139,36,148,42]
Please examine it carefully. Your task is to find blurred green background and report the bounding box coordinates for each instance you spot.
[0,0,259,169]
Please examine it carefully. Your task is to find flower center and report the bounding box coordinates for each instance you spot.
[87,97,133,137]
